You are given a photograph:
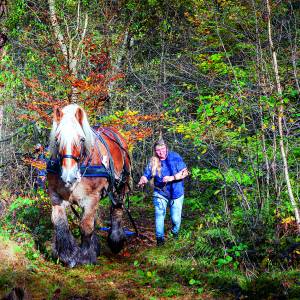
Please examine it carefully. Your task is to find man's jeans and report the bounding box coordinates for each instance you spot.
[153,191,184,239]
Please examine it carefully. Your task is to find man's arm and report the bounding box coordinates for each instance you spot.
[163,168,189,183]
[138,160,152,187]
[138,175,148,187]
[174,168,189,180]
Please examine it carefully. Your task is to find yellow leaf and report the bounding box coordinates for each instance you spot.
[146,271,152,277]
[282,216,295,225]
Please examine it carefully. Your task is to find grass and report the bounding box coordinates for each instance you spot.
[2,191,300,299]
[140,237,300,299]
[0,233,202,299]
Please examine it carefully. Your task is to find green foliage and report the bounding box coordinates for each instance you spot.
[192,168,222,182]
[133,261,161,286]
[161,282,184,297]
[1,0,300,298]
[5,0,26,30]
[217,243,248,269]
[3,192,52,259]
[196,53,229,75]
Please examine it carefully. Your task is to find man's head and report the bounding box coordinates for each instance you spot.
[34,143,43,153]
[153,134,167,160]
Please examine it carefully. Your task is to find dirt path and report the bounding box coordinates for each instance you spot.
[0,194,217,299]
[0,229,206,300]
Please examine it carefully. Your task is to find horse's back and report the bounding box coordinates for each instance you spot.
[94,126,131,177]
[94,127,127,149]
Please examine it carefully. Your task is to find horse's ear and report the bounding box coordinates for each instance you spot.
[53,106,63,123]
[75,107,84,126]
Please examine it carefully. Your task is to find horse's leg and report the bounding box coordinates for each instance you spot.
[52,201,81,267]
[79,196,100,264]
[107,200,126,254]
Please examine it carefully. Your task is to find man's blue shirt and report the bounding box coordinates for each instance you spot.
[143,151,187,200]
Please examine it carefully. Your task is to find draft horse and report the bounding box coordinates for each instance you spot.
[47,104,131,267]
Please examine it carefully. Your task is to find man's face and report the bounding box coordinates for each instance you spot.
[155,145,167,160]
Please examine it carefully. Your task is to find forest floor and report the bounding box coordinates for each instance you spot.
[0,236,204,299]
[2,194,300,299]
[0,198,217,300]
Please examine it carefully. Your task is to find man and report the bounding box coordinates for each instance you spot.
[138,135,188,246]
[33,144,47,190]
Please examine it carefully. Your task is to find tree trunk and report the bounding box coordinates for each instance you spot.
[48,0,88,103]
[266,0,300,232]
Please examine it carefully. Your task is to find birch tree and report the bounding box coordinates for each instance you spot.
[48,0,88,103]
[266,0,300,232]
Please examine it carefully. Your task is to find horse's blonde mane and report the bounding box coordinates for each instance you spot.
[49,104,94,157]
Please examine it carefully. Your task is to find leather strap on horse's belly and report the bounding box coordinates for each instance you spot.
[80,165,110,178]
[46,160,111,178]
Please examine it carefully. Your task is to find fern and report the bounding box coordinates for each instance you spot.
[203,227,235,242]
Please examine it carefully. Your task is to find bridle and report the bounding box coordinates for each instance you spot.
[58,139,87,170]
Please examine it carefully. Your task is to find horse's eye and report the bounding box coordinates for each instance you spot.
[81,137,85,143]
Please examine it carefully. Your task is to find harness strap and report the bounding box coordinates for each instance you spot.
[61,154,80,162]
[46,159,111,178]
[107,190,117,206]
[100,128,131,178]
[80,165,111,177]
[70,205,81,219]
[92,128,116,189]
[93,127,132,206]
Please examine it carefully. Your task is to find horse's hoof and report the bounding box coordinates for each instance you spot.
[107,230,126,254]
[67,259,77,268]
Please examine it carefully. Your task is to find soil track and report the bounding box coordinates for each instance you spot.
[0,204,206,300]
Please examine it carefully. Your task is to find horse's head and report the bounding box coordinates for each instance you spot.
[49,104,94,188]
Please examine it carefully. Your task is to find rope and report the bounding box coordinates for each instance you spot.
[125,194,139,235]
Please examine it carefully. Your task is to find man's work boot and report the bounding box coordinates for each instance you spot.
[156,237,165,246]
[171,231,178,240]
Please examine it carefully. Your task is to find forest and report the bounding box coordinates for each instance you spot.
[0,0,299,299]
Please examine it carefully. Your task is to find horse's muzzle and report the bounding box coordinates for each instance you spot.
[61,169,81,188]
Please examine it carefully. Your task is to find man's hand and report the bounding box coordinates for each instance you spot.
[138,176,148,188]
[163,175,174,183]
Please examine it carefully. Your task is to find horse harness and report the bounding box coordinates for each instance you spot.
[46,127,131,206]
[48,126,139,235]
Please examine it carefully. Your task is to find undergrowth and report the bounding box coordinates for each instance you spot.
[2,190,300,299]
[138,194,300,299]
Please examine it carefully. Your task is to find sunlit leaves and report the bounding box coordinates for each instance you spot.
[98,110,163,146]
[5,0,26,30]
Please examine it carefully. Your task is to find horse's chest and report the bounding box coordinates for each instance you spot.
[63,184,89,203]
[60,180,104,203]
